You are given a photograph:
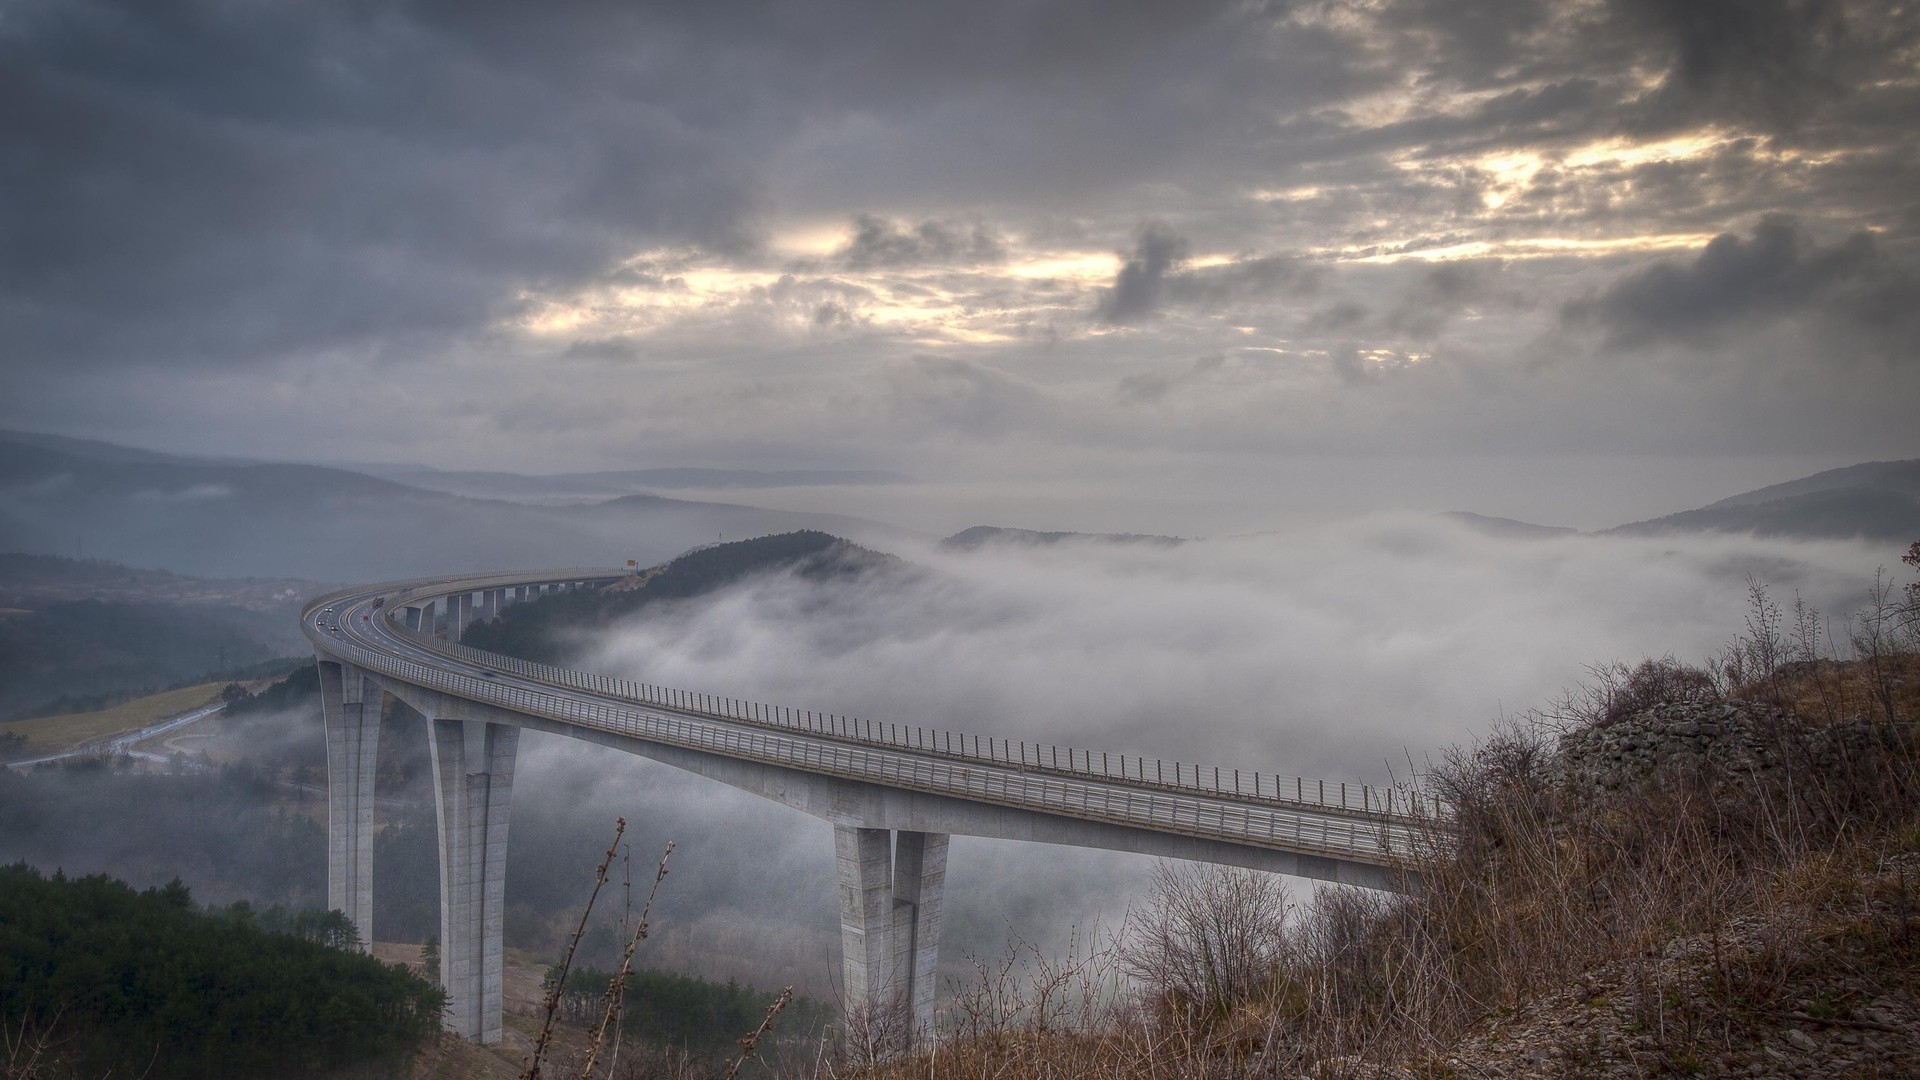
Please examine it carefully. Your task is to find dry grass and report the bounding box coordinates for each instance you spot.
[0,681,225,752]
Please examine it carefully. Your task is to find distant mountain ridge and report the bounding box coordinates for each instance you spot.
[1607,459,1920,541]
[1440,512,1579,539]
[0,431,903,581]
[359,464,912,502]
[1699,460,1920,509]
[939,525,1186,551]
[1440,459,1920,543]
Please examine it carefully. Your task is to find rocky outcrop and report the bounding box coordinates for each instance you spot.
[1551,698,1912,793]
[1551,699,1787,791]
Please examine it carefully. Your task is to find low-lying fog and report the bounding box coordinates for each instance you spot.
[505,517,1899,990]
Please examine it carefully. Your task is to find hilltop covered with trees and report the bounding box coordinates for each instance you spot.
[464,531,908,663]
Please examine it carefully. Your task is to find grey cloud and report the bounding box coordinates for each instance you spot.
[0,0,755,370]
[1305,301,1371,334]
[1610,0,1851,131]
[1385,261,1503,338]
[1098,223,1190,324]
[883,355,1051,437]
[835,215,1007,269]
[1116,353,1226,404]
[1563,216,1917,350]
[561,338,645,362]
[1164,255,1320,309]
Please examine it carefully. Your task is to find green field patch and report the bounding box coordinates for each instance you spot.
[0,682,225,752]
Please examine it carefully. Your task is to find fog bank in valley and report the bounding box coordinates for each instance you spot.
[503,518,1895,980]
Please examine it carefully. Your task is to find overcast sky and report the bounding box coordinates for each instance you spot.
[4,0,1917,532]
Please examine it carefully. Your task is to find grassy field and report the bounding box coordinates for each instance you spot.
[0,682,226,752]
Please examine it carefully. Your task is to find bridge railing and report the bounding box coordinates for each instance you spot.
[383,595,1443,824]
[316,628,1431,867]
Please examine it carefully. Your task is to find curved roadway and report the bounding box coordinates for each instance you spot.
[304,570,1437,883]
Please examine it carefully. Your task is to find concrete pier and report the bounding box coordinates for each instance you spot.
[318,660,381,950]
[447,593,472,642]
[428,716,520,1044]
[891,830,947,1035]
[836,826,948,1042]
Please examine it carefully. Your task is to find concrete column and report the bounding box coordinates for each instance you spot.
[836,826,948,1043]
[892,831,948,1035]
[448,593,471,642]
[403,605,422,631]
[428,716,520,1044]
[318,659,380,951]
[479,590,496,623]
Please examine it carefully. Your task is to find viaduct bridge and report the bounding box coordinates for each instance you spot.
[304,569,1434,1044]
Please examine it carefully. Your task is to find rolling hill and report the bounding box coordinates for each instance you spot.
[0,432,904,582]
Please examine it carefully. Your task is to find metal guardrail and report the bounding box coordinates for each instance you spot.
[306,574,1444,867]
[411,628,1439,822]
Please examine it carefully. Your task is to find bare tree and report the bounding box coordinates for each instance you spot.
[1120,861,1292,1030]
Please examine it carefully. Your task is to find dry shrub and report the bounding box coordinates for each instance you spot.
[1589,657,1723,727]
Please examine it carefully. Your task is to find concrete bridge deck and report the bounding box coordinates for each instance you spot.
[305,568,1440,1043]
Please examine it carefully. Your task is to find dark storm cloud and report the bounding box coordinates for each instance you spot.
[1097,223,1190,324]
[1564,216,1919,351]
[0,0,756,370]
[1610,0,1852,131]
[1165,256,1321,309]
[833,215,1007,270]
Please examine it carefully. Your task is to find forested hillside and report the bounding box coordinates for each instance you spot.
[0,864,442,1079]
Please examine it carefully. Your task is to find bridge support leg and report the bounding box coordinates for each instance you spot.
[836,827,947,1047]
[318,659,380,951]
[428,717,519,1044]
[447,593,471,642]
[892,830,947,1036]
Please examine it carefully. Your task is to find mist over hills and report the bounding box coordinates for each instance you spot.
[4,428,1915,589]
[0,432,902,582]
[356,463,913,503]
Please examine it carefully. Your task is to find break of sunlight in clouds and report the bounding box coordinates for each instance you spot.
[502,521,1897,984]
[512,231,1119,348]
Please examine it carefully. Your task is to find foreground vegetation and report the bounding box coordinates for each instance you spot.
[0,864,442,1079]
